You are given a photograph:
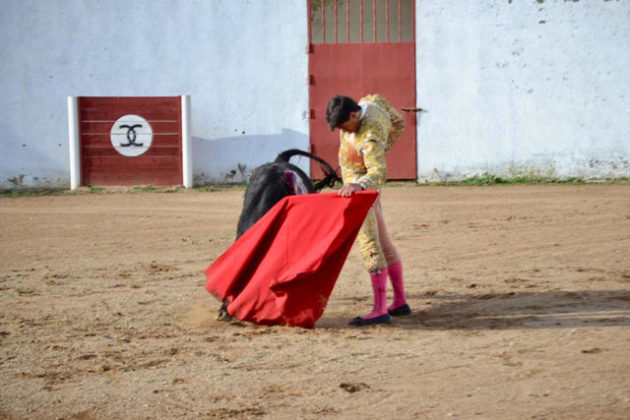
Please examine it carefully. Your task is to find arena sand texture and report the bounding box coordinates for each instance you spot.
[1,184,629,419]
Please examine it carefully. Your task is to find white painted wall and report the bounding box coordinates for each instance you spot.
[2,1,629,188]
[0,0,310,188]
[417,0,630,181]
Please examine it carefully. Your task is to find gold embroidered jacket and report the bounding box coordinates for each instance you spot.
[338,94,405,189]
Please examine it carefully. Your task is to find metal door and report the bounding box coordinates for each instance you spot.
[308,0,417,179]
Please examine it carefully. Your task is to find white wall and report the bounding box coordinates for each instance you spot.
[0,0,310,188]
[2,1,629,188]
[417,0,630,181]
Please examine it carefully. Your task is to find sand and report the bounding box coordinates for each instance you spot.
[1,184,629,419]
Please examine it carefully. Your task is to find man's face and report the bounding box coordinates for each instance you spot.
[337,110,361,133]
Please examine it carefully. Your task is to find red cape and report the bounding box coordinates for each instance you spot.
[204,191,378,328]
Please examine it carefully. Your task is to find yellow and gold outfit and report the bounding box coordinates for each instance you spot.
[338,94,405,272]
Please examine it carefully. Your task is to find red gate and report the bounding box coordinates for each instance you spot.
[76,97,184,186]
[308,0,417,179]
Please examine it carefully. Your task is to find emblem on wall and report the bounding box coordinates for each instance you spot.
[110,114,153,157]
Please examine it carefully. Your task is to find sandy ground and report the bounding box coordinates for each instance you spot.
[1,184,629,419]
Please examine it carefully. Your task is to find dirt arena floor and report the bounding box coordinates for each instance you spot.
[1,184,629,419]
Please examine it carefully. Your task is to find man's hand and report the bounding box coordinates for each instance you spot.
[338,183,364,197]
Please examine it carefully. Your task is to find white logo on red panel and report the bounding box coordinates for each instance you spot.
[110,115,153,157]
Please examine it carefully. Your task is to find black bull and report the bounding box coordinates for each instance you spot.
[236,149,342,238]
[216,149,341,321]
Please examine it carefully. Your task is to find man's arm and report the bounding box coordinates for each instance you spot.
[355,139,387,190]
[338,139,387,196]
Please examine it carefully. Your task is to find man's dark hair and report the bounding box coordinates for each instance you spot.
[326,95,361,130]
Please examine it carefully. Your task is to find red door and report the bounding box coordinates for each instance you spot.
[308,0,417,179]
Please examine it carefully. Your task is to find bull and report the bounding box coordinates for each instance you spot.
[235,149,341,238]
[217,149,341,321]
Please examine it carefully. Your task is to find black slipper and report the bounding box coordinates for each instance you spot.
[388,304,411,316]
[349,313,392,327]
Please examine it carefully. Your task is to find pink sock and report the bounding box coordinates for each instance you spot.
[362,269,388,319]
[387,261,408,310]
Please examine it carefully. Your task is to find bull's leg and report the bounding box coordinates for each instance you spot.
[216,300,233,322]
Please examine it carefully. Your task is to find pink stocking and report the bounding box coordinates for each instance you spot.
[387,261,408,310]
[362,269,388,319]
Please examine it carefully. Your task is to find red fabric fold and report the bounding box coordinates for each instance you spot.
[204,191,378,328]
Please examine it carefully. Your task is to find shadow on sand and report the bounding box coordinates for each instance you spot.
[317,289,630,330]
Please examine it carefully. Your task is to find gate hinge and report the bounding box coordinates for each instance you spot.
[308,75,315,85]
[309,109,315,119]
[306,44,314,54]
[401,107,424,113]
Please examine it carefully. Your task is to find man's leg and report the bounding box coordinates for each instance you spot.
[350,207,391,326]
[374,199,410,315]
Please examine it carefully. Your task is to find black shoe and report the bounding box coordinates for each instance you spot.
[388,304,411,316]
[349,313,392,326]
